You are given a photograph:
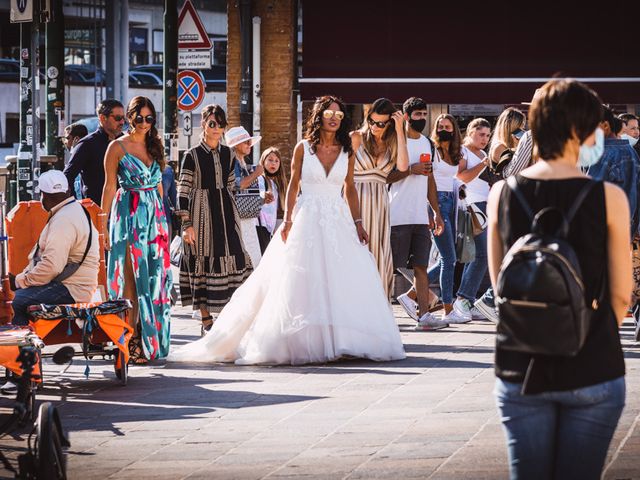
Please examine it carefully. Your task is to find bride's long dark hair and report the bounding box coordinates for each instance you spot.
[304,95,353,156]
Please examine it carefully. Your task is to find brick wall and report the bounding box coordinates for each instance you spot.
[227,0,297,167]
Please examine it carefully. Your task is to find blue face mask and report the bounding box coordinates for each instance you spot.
[578,128,604,168]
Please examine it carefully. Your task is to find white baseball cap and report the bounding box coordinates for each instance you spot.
[38,170,69,194]
[224,126,261,148]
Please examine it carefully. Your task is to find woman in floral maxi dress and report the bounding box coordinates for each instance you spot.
[102,96,172,363]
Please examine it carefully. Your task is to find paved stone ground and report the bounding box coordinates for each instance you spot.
[2,305,640,480]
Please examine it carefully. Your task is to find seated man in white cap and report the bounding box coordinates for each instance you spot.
[9,170,100,326]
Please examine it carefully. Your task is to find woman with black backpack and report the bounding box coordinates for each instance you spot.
[487,79,632,479]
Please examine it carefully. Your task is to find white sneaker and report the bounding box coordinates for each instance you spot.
[397,293,419,321]
[414,312,449,331]
[473,299,499,324]
[451,298,472,323]
[470,306,487,321]
[0,380,18,395]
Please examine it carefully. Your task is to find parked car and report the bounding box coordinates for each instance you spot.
[129,71,162,88]
[0,58,45,83]
[131,64,226,92]
[65,65,106,86]
[0,59,20,82]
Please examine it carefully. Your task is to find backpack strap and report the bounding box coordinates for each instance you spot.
[506,176,534,222]
[565,180,596,223]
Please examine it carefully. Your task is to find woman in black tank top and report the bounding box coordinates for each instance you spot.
[487,80,632,479]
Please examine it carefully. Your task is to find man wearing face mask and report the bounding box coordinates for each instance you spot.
[588,105,640,237]
[618,113,640,152]
[388,97,446,330]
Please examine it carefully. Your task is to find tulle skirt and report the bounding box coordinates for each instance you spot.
[168,192,406,365]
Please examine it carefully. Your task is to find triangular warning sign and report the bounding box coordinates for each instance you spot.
[178,0,212,50]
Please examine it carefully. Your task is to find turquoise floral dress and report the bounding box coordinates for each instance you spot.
[107,144,172,360]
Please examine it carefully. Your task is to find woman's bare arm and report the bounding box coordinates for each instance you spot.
[487,180,505,289]
[280,142,304,242]
[605,182,633,325]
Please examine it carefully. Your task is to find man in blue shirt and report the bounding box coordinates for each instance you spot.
[63,99,124,205]
[588,106,640,236]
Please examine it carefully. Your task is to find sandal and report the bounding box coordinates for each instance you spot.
[128,336,148,365]
[200,316,214,337]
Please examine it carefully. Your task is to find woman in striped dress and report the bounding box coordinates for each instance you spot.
[351,98,409,300]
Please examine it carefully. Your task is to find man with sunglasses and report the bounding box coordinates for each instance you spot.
[63,99,125,205]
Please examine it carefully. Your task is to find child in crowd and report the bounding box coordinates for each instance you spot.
[256,147,287,252]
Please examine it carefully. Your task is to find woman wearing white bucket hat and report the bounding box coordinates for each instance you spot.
[226,126,265,268]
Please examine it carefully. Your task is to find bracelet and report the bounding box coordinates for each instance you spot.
[354,219,363,225]
[283,220,293,225]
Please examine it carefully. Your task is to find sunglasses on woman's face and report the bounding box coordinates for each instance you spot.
[207,120,225,129]
[134,115,155,125]
[368,118,389,129]
[322,109,345,121]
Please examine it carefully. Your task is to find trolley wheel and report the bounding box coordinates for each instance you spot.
[36,402,67,480]
[114,350,128,386]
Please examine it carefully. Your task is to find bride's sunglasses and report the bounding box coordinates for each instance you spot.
[134,114,155,125]
[322,109,345,120]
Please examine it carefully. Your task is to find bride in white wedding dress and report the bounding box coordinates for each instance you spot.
[169,96,407,365]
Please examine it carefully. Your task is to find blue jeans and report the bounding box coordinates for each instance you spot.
[428,191,457,304]
[495,376,625,480]
[12,282,75,326]
[457,201,488,301]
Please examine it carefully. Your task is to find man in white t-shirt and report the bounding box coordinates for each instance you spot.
[388,97,447,331]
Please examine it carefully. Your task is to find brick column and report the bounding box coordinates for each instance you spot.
[227,0,297,166]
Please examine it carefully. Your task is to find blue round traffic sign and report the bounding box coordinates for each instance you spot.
[177,70,205,112]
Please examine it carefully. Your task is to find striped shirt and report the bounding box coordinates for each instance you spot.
[503,130,534,178]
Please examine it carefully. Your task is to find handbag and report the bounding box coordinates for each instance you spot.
[170,235,182,267]
[468,203,487,237]
[455,207,476,263]
[235,188,264,219]
[234,164,265,219]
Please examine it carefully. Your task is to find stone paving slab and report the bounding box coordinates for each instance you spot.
[1,305,639,479]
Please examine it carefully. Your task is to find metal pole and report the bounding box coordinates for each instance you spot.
[239,0,252,141]
[120,0,129,103]
[45,0,65,170]
[252,16,261,165]
[163,0,178,162]
[105,0,119,100]
[17,22,32,204]
[31,12,41,200]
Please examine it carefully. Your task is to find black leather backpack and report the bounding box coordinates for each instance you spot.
[496,176,603,357]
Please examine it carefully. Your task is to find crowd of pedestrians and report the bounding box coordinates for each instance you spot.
[4,78,639,479]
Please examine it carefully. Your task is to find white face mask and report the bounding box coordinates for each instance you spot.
[578,128,605,168]
[620,133,639,147]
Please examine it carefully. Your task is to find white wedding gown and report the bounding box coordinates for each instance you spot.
[168,140,406,365]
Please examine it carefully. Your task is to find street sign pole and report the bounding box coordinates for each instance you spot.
[17,19,35,203]
[183,111,192,149]
[164,0,178,163]
[30,11,40,200]
[45,0,64,170]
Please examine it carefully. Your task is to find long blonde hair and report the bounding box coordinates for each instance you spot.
[259,147,287,211]
[489,107,526,159]
[359,98,399,163]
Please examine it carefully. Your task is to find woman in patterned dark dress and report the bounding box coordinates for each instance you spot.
[176,104,252,335]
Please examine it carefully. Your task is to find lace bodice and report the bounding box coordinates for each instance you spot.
[300,140,348,197]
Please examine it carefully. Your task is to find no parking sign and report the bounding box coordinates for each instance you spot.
[177,70,205,112]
